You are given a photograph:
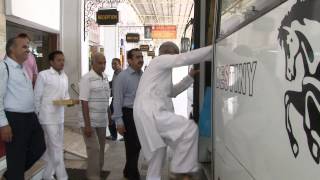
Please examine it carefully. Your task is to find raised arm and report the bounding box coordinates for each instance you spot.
[157,45,213,70]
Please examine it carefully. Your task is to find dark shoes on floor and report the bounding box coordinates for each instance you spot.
[106,136,117,141]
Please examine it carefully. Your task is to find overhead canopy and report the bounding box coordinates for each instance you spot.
[127,0,194,40]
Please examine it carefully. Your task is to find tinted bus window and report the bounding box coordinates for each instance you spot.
[219,0,286,39]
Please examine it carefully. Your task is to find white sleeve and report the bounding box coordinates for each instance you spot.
[79,75,90,101]
[170,75,194,97]
[64,76,70,99]
[34,72,45,114]
[0,62,8,127]
[156,45,213,70]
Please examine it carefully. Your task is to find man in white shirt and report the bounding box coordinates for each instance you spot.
[0,35,46,180]
[133,42,213,180]
[34,50,69,180]
[79,53,110,180]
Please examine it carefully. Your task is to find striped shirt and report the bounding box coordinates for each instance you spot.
[79,70,110,127]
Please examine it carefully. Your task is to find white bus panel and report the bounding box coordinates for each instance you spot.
[214,0,320,179]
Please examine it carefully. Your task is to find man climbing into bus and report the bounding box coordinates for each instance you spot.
[133,42,212,180]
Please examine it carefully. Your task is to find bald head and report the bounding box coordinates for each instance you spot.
[92,53,105,64]
[159,42,179,56]
[92,52,106,75]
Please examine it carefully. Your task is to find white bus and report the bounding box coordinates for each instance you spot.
[212,0,320,179]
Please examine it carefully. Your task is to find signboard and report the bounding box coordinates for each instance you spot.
[144,26,152,39]
[147,51,155,57]
[126,33,140,43]
[151,25,176,39]
[89,21,100,44]
[214,1,320,179]
[180,37,190,53]
[139,45,149,51]
[96,9,119,25]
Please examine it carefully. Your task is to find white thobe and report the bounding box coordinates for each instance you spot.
[34,67,69,180]
[133,46,213,178]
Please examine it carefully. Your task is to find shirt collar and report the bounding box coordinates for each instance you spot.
[49,67,64,75]
[90,69,106,79]
[5,57,23,69]
[128,66,142,75]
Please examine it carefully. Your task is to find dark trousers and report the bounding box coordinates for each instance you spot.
[108,100,117,139]
[122,108,141,180]
[4,111,46,180]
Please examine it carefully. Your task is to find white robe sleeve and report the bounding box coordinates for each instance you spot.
[156,45,213,70]
[170,75,194,97]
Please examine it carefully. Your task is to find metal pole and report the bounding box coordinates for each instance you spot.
[211,0,220,177]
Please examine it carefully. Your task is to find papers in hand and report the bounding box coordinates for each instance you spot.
[52,99,80,106]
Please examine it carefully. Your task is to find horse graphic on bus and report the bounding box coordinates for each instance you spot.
[278,0,320,164]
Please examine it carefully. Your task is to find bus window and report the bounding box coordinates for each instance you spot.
[219,0,286,39]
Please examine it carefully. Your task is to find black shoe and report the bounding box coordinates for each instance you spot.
[106,136,113,140]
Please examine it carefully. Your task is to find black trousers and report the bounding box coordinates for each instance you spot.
[4,111,46,180]
[122,107,141,180]
[108,100,117,139]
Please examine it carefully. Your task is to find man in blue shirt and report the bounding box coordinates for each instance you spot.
[112,48,144,180]
[0,36,46,180]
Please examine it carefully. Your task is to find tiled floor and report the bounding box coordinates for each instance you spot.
[64,127,169,180]
[0,127,207,180]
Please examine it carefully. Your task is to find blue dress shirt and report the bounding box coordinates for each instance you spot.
[112,66,142,125]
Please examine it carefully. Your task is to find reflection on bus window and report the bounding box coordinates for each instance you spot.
[220,0,283,38]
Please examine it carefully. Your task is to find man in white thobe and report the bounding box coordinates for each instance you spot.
[34,50,69,180]
[133,42,212,180]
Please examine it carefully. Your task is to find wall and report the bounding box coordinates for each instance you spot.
[5,0,60,32]
[60,0,82,127]
[103,26,118,80]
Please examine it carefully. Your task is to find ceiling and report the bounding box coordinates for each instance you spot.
[127,0,194,40]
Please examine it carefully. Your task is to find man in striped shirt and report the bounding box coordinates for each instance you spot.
[79,53,110,180]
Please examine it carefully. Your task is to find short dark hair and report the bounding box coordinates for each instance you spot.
[48,50,64,62]
[112,58,120,63]
[5,37,16,57]
[16,33,31,41]
[127,48,141,59]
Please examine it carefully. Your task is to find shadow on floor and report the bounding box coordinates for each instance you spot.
[66,168,109,180]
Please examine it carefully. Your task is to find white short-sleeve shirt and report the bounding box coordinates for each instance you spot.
[79,70,110,127]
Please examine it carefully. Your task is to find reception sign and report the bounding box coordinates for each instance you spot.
[96,9,119,25]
